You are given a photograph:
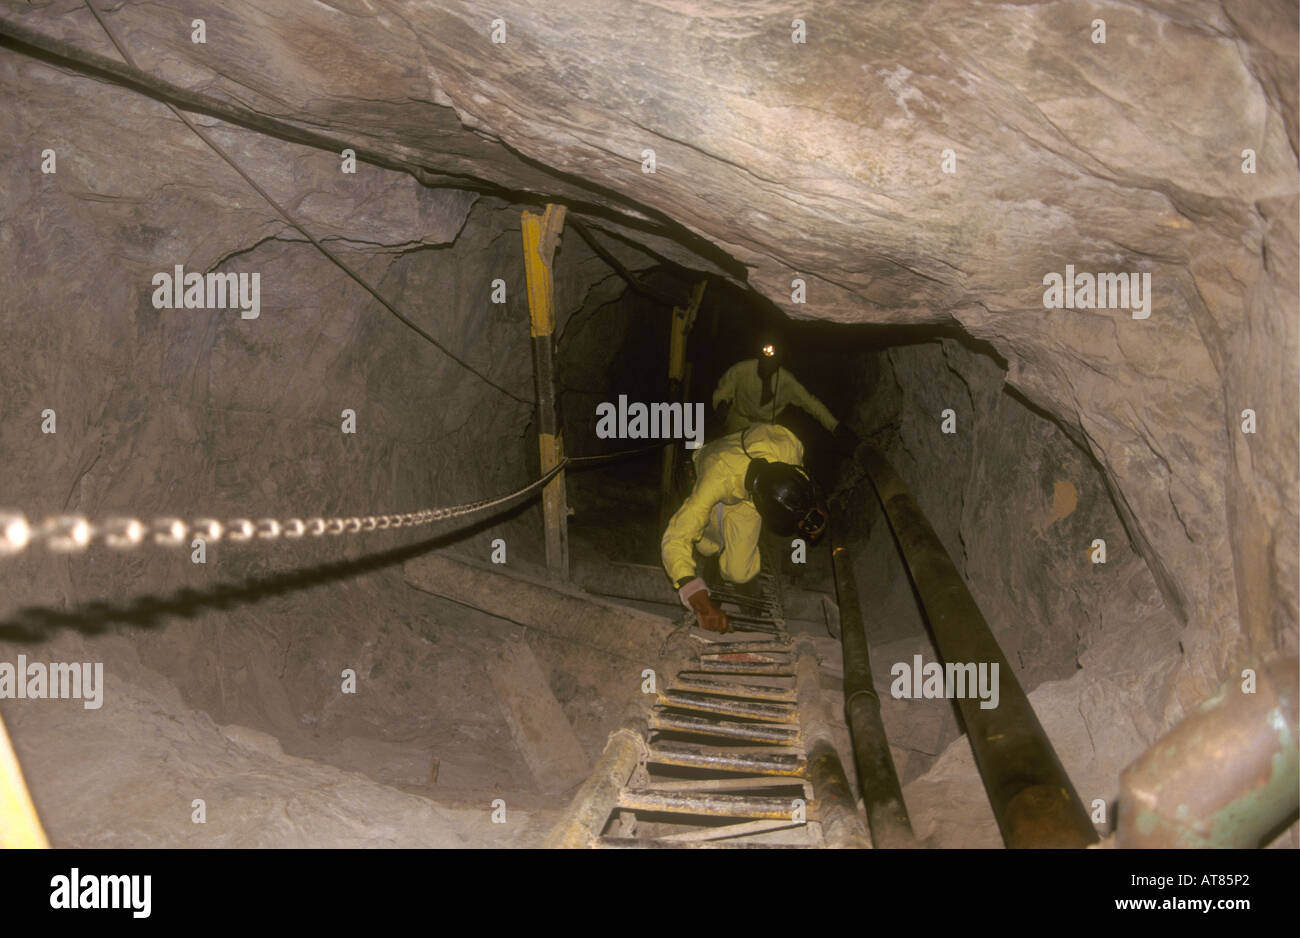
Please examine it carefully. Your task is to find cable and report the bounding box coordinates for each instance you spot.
[0,6,687,565]
[82,0,531,406]
[565,440,670,466]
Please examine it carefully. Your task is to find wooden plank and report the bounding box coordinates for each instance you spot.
[489,641,589,794]
[404,552,674,663]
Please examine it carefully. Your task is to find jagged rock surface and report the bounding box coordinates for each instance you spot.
[6,0,1293,700]
[0,0,1295,847]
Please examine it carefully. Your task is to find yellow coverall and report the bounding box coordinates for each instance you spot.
[713,359,839,436]
[662,424,805,587]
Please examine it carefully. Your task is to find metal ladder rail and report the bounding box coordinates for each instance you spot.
[601,632,819,847]
[547,538,868,848]
[598,534,810,845]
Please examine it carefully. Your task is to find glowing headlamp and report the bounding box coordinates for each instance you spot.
[798,505,828,543]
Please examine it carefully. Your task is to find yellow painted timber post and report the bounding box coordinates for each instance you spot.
[0,711,49,848]
[521,203,570,579]
[660,280,707,529]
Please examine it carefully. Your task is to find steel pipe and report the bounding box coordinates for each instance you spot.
[858,448,1096,848]
[829,536,918,848]
[1118,654,1298,848]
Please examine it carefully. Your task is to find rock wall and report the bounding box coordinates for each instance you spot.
[0,46,659,845]
[0,43,679,615]
[0,0,1295,847]
[856,338,1184,700]
[5,0,1294,707]
[1,50,530,615]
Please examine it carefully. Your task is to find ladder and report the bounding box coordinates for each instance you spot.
[598,630,819,847]
[549,538,869,848]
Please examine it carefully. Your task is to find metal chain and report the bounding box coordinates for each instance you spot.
[0,442,672,559]
[3,3,682,563]
[0,462,565,559]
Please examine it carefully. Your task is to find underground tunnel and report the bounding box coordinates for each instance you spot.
[0,0,1296,859]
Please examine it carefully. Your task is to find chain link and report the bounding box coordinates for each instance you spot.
[0,461,569,558]
[0,442,671,558]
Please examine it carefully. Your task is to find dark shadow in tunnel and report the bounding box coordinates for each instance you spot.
[784,319,1009,371]
[0,500,534,644]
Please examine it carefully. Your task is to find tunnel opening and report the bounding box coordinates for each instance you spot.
[2,173,1184,846]
[546,268,1194,813]
[0,188,1255,847]
[0,2,1295,853]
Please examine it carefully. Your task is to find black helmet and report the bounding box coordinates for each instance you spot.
[745,459,825,539]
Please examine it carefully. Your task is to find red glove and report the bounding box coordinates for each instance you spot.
[678,577,730,633]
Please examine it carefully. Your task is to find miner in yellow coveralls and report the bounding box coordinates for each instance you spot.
[662,423,827,633]
[713,341,848,442]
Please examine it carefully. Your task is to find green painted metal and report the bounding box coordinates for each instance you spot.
[1118,654,1298,848]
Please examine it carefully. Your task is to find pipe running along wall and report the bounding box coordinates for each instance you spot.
[858,447,1098,849]
[828,528,916,848]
